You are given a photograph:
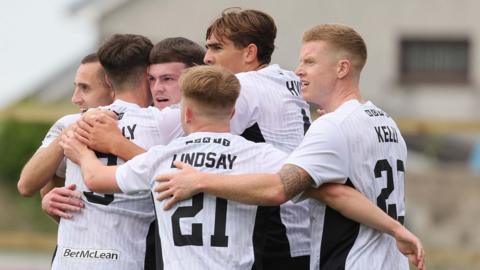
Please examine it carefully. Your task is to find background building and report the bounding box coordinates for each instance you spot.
[1,1,479,269]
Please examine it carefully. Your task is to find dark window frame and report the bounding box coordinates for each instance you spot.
[399,38,470,84]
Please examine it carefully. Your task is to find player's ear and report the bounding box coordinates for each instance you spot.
[104,74,113,89]
[244,43,258,64]
[185,105,194,123]
[337,59,351,79]
[109,88,115,99]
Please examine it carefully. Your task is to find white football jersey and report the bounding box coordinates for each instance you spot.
[38,113,80,178]
[232,64,311,258]
[116,132,287,270]
[286,100,409,270]
[52,100,182,270]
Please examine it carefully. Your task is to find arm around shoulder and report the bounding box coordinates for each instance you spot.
[110,138,146,161]
[79,154,120,193]
[156,161,290,209]
[201,171,288,206]
[17,138,64,197]
[306,184,426,269]
[306,183,401,236]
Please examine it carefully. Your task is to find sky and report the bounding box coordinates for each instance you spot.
[0,0,96,108]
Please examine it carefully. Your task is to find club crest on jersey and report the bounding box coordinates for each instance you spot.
[113,110,124,120]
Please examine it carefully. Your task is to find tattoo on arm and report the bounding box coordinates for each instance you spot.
[278,164,314,199]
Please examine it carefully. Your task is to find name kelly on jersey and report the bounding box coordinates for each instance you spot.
[364,108,399,143]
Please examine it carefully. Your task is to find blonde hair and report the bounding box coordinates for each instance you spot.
[180,65,240,116]
[303,24,367,73]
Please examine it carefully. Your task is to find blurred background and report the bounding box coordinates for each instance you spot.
[1,0,479,269]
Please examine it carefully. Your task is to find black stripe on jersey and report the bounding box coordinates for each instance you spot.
[251,206,297,270]
[148,193,163,270]
[241,123,269,270]
[261,205,294,258]
[301,108,311,135]
[240,123,266,143]
[51,245,58,265]
[241,123,294,268]
[144,220,157,270]
[319,179,360,270]
[252,207,268,270]
[154,220,164,270]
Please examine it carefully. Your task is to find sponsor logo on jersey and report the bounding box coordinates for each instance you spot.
[62,248,119,261]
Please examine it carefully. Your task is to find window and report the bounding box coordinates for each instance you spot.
[399,38,470,84]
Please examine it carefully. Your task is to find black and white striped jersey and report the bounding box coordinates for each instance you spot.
[287,100,409,269]
[232,64,312,259]
[52,100,182,270]
[116,132,286,269]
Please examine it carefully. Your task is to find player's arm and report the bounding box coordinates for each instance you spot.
[17,136,65,197]
[306,184,401,235]
[75,110,146,161]
[39,175,65,198]
[79,152,119,193]
[60,129,120,194]
[155,162,312,209]
[156,161,425,269]
[306,184,425,269]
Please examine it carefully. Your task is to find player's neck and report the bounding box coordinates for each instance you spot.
[115,90,149,108]
[186,122,230,134]
[323,85,363,112]
[239,60,266,73]
[255,62,268,71]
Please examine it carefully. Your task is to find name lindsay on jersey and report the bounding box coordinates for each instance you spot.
[170,136,238,169]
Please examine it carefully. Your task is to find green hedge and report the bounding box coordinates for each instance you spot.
[0,118,53,189]
[0,118,58,234]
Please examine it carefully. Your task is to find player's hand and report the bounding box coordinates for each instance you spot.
[393,226,426,270]
[60,130,91,164]
[154,161,202,210]
[42,184,84,219]
[75,110,120,154]
[81,108,115,123]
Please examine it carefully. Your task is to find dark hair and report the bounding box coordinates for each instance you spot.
[79,53,110,89]
[149,37,205,67]
[80,53,99,64]
[97,34,153,90]
[206,8,276,65]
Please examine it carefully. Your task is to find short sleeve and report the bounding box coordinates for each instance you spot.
[55,157,67,178]
[258,143,288,172]
[40,114,80,149]
[230,75,260,135]
[116,149,160,194]
[151,105,184,143]
[286,119,349,188]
